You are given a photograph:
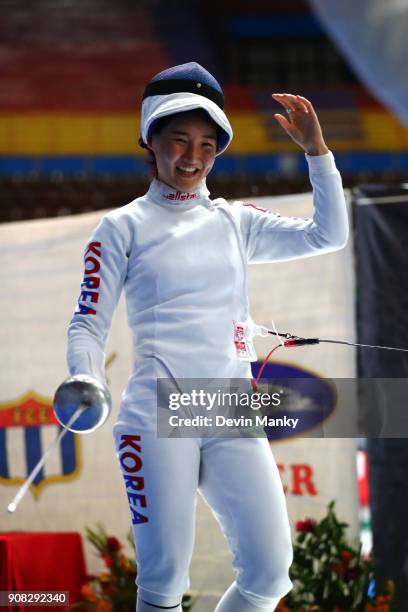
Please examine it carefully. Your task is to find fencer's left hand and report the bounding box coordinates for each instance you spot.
[272,93,329,156]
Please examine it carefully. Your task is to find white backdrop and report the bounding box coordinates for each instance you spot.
[0,190,358,609]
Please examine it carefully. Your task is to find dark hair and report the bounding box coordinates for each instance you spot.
[138,109,220,176]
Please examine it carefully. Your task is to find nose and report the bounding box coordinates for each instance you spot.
[183,140,200,164]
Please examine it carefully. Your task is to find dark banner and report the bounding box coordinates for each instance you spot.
[354,183,408,606]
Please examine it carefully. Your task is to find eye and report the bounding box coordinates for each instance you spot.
[173,138,187,144]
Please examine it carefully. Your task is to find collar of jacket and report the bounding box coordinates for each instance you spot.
[147,178,212,207]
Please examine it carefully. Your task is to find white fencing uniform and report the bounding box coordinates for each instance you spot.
[67,151,348,610]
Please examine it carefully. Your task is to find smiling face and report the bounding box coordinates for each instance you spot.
[148,110,218,192]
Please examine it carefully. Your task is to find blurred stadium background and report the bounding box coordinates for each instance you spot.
[1,0,408,222]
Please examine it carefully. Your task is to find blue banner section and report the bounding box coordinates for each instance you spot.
[0,428,9,478]
[60,427,76,475]
[25,426,43,485]
[1,153,407,177]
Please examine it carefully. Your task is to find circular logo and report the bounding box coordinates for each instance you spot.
[251,361,336,441]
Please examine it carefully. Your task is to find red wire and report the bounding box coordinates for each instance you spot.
[251,343,283,392]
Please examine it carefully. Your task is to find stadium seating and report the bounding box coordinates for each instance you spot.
[1,0,408,220]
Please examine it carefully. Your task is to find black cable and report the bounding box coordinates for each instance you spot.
[318,339,408,352]
[266,330,408,353]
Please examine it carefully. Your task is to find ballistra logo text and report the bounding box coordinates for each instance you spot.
[164,191,199,201]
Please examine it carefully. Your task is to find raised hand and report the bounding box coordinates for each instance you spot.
[272,93,329,156]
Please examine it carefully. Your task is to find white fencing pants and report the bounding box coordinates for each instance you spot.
[113,426,293,610]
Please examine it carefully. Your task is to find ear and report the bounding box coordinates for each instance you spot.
[146,137,155,152]
[138,136,150,151]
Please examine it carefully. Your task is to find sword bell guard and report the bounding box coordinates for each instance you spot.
[53,374,112,433]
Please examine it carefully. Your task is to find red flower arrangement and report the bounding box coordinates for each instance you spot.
[70,509,396,612]
[277,502,395,611]
[106,537,121,552]
[295,518,317,533]
[70,525,195,611]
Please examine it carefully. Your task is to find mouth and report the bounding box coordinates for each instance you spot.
[176,166,200,178]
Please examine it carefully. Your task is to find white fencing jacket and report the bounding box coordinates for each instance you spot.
[67,152,348,411]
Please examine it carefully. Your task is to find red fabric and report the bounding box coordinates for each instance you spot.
[0,532,87,610]
[357,450,370,507]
